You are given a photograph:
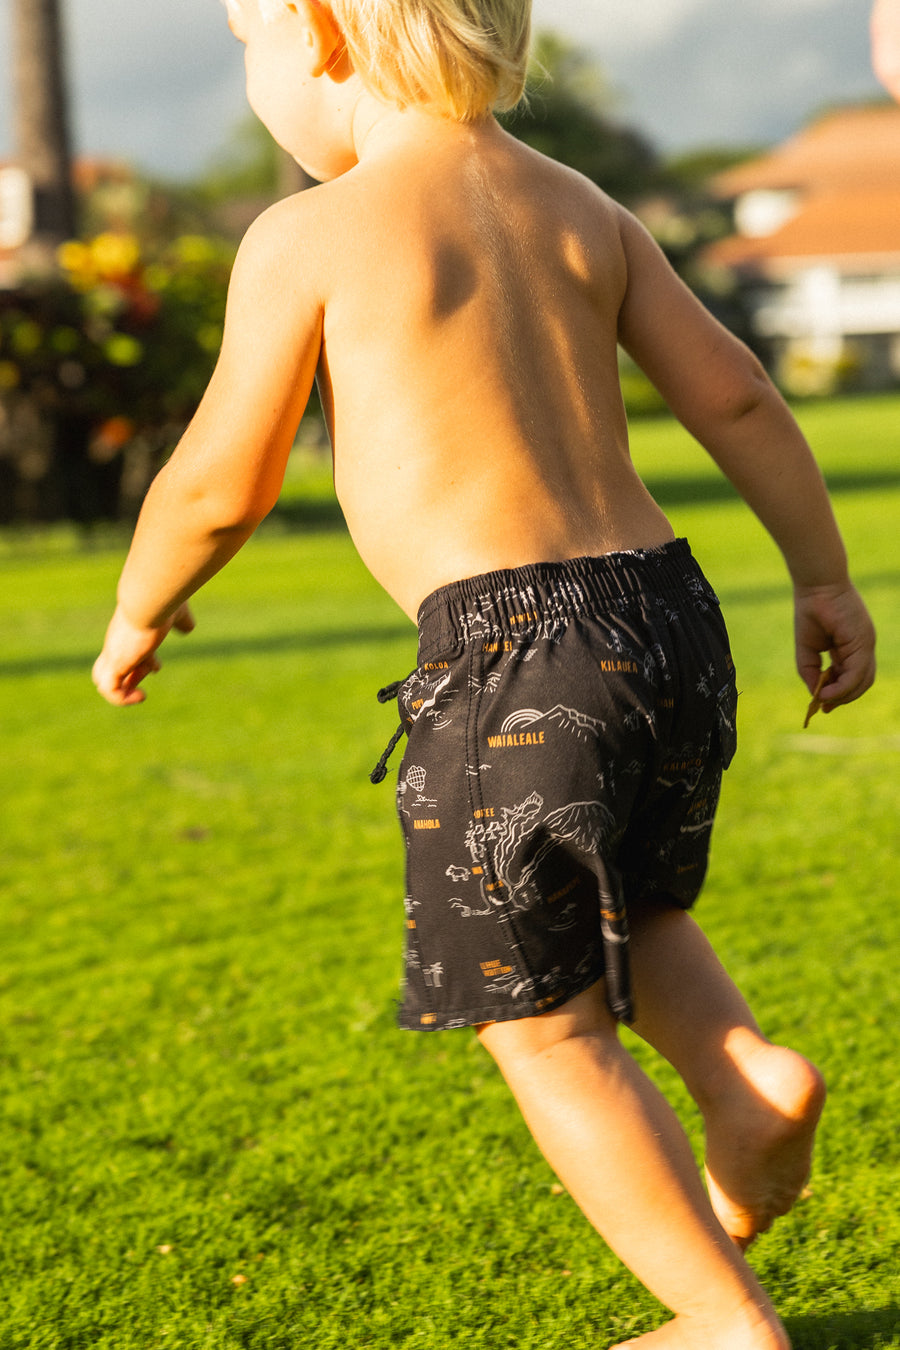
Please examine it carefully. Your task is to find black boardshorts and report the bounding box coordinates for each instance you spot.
[379,539,737,1031]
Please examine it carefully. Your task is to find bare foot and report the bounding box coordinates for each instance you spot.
[609,1299,791,1348]
[702,1036,826,1250]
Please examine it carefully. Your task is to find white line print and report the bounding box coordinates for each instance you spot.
[482,966,567,1002]
[502,798,618,909]
[398,764,438,816]
[423,962,444,988]
[482,970,534,999]
[453,792,618,919]
[468,668,504,695]
[455,793,542,914]
[403,666,454,728]
[498,704,606,742]
[679,816,716,835]
[454,580,576,648]
[449,895,497,918]
[650,642,670,680]
[654,740,710,794]
[501,708,545,732]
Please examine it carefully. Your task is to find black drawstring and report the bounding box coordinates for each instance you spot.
[370,680,407,784]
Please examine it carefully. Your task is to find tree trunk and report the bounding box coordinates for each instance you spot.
[12,0,77,265]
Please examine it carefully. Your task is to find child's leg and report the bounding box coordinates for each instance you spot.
[628,902,826,1250]
[477,986,790,1350]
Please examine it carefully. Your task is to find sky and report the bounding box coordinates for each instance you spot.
[0,0,886,181]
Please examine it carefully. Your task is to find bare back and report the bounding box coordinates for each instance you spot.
[301,120,673,617]
[95,13,875,724]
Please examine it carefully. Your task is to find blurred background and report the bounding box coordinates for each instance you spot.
[0,0,897,527]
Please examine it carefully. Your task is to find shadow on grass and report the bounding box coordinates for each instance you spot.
[266,465,900,532]
[266,498,348,532]
[5,556,898,680]
[165,623,415,663]
[640,468,900,510]
[716,568,900,608]
[0,623,416,680]
[786,1303,900,1349]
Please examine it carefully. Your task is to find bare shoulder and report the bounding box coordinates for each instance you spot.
[232,184,338,293]
[503,132,625,229]
[206,183,354,403]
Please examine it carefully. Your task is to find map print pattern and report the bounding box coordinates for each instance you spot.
[385,542,738,1031]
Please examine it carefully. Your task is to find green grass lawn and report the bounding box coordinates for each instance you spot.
[1,395,898,1349]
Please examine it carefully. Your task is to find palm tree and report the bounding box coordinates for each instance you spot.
[12,0,77,262]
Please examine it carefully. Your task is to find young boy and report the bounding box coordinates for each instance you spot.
[93,1,876,1345]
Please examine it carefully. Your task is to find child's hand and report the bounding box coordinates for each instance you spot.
[93,603,195,706]
[794,581,876,713]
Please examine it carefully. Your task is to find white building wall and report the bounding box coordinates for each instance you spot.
[753,265,900,339]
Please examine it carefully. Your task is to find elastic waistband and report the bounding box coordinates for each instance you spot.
[415,539,714,665]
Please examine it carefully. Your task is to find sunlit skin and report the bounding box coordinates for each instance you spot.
[872,0,900,98]
[92,4,875,1346]
[93,1,874,712]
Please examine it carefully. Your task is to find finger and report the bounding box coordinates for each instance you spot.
[93,654,152,706]
[819,657,876,709]
[172,603,196,634]
[111,684,147,707]
[92,657,117,703]
[798,657,824,696]
[93,674,147,707]
[122,660,157,696]
[797,637,831,695]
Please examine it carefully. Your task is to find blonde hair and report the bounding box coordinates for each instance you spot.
[257,0,530,120]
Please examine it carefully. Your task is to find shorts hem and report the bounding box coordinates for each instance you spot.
[397,962,607,1032]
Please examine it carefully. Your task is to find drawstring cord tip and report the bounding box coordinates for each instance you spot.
[370,721,405,784]
[370,677,412,784]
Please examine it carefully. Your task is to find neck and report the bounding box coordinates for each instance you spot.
[350,93,497,165]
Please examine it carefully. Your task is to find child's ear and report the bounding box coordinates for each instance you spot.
[289,0,346,78]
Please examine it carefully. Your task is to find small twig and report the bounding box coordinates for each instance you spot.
[803,670,830,729]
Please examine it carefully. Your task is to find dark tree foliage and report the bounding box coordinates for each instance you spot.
[500,33,665,205]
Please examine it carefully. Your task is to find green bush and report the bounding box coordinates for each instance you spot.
[0,232,234,524]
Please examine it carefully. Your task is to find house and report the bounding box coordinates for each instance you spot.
[0,164,34,286]
[706,104,900,394]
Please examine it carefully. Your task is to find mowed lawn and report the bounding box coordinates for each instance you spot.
[0,394,898,1349]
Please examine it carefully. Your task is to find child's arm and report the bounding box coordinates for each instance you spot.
[615,207,876,712]
[93,199,323,706]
